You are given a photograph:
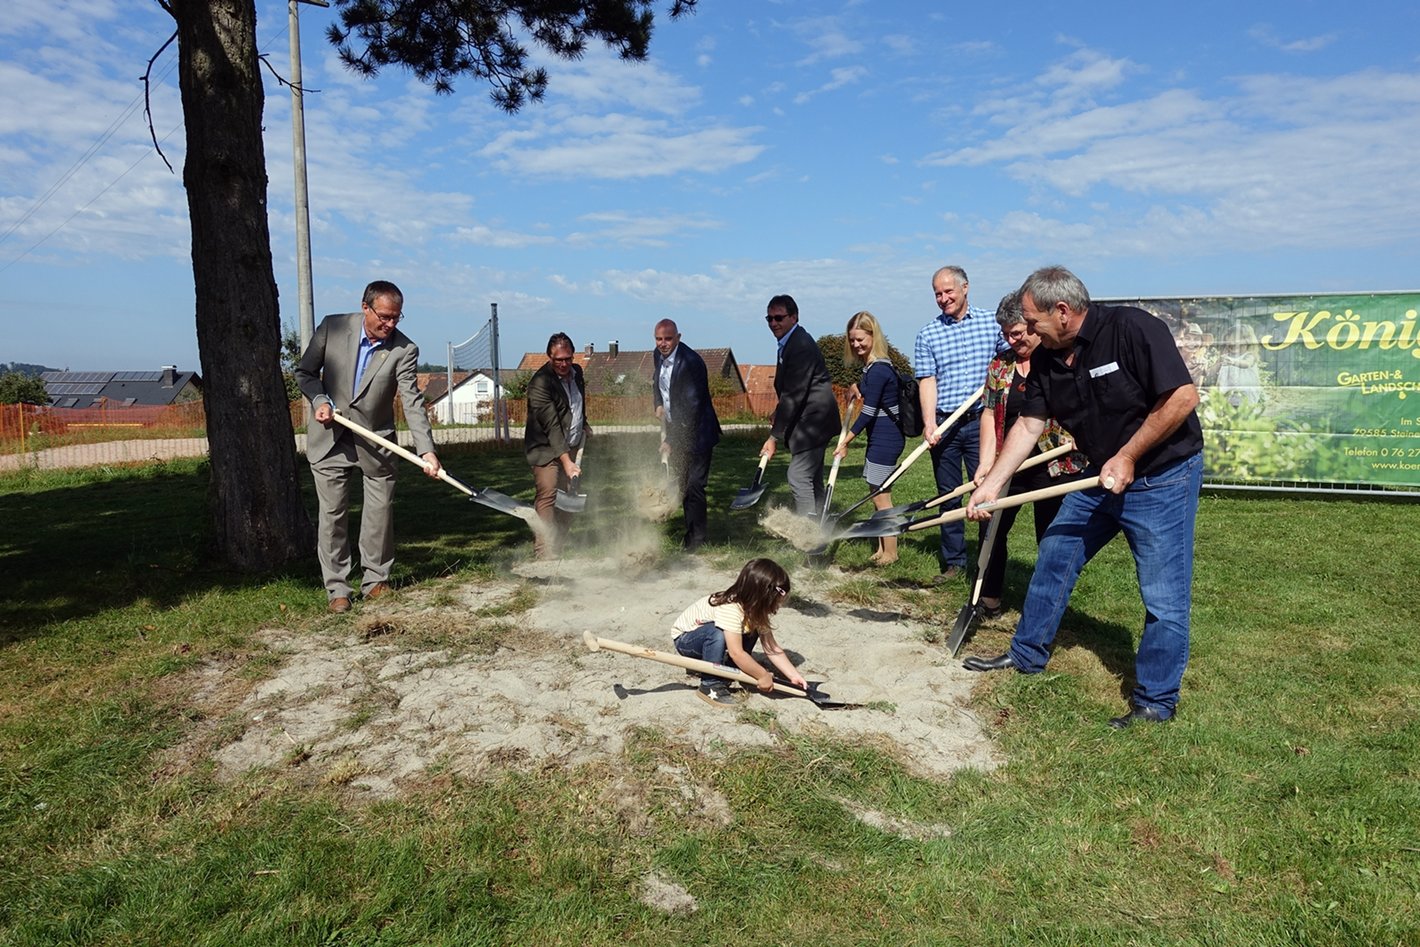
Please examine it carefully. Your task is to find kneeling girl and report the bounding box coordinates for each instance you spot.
[671,558,806,707]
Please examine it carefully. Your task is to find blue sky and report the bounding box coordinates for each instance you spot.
[3,0,1418,375]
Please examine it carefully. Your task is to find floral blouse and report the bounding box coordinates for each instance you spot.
[983,351,1087,477]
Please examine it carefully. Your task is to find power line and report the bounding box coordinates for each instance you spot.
[1,18,297,273]
[0,121,184,276]
[0,52,179,250]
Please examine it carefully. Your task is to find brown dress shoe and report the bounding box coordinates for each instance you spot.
[328,596,352,613]
[364,582,392,600]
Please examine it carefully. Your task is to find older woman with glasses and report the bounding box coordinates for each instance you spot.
[973,291,1087,617]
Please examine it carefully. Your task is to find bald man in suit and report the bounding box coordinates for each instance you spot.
[296,280,439,612]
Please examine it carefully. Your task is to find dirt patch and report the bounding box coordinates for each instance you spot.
[184,555,997,798]
[835,795,953,841]
[640,871,698,915]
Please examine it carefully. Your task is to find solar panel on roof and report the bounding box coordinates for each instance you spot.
[52,371,113,385]
[112,371,160,382]
[48,382,107,395]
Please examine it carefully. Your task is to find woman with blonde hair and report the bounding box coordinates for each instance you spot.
[834,311,906,564]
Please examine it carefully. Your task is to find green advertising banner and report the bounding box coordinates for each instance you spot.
[1105,293,1420,489]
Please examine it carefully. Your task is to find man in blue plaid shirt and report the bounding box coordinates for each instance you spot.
[913,265,1005,579]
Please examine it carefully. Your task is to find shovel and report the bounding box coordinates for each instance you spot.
[818,396,859,528]
[831,385,984,524]
[832,474,1113,542]
[554,446,587,513]
[730,452,771,511]
[328,411,536,522]
[869,441,1076,521]
[945,496,1006,657]
[582,632,858,709]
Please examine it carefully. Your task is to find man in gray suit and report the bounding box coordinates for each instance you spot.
[297,280,440,612]
[760,294,840,516]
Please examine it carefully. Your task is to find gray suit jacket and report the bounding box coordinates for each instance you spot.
[296,312,436,471]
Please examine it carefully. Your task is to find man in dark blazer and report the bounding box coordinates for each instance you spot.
[296,280,440,613]
[653,319,722,551]
[523,332,589,558]
[760,294,840,516]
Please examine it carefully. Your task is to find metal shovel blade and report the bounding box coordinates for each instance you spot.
[832,515,910,541]
[944,602,977,657]
[788,680,857,709]
[730,483,767,510]
[731,454,770,511]
[468,487,535,518]
[554,480,587,513]
[868,497,930,521]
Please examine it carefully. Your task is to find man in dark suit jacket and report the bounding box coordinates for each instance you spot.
[760,294,840,516]
[523,332,589,558]
[653,319,722,551]
[296,280,440,613]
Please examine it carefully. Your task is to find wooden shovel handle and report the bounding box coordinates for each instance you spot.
[329,411,473,497]
[907,474,1112,532]
[921,440,1076,513]
[825,396,859,492]
[878,385,983,493]
[583,631,813,698]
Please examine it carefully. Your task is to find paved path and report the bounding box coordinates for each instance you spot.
[0,424,761,472]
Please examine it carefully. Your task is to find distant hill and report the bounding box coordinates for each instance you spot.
[3,362,59,377]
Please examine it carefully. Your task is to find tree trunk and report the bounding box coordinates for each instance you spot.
[172,0,314,569]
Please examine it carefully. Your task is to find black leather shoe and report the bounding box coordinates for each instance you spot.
[1108,704,1171,729]
[962,652,1016,672]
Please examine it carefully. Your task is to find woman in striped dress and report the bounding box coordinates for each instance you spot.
[834,311,906,565]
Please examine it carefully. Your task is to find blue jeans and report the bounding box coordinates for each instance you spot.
[674,622,758,680]
[929,413,981,569]
[1007,452,1203,716]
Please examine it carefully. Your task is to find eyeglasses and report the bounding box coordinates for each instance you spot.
[766,313,791,324]
[1005,328,1030,342]
[367,306,402,325]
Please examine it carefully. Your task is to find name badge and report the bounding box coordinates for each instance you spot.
[1089,361,1120,379]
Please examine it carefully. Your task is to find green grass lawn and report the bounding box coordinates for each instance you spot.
[2,435,1418,945]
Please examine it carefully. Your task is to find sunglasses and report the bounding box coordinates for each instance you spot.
[766,313,791,324]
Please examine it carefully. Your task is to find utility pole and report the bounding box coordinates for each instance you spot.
[289,0,329,355]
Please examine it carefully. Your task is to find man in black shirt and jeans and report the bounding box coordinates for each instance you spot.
[962,265,1204,729]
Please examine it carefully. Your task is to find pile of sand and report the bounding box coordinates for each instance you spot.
[190,554,998,797]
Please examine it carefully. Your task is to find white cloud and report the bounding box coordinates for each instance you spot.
[951,40,997,56]
[566,211,721,248]
[1248,24,1339,54]
[1036,48,1137,107]
[793,66,869,105]
[914,39,1420,258]
[530,46,703,115]
[788,16,863,66]
[882,34,917,57]
[479,116,764,180]
[452,224,556,249]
